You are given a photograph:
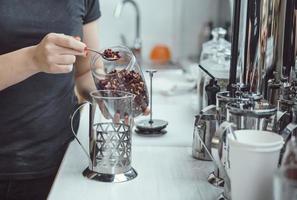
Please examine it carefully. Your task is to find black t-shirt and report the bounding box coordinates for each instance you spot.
[0,0,101,179]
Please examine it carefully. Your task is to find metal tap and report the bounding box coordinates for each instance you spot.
[114,0,142,60]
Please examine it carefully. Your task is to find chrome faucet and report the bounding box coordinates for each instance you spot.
[114,0,142,61]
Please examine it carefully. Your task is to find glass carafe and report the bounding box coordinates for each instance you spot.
[71,90,137,182]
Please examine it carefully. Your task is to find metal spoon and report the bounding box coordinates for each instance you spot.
[86,48,120,61]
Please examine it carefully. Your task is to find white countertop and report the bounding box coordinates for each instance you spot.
[48,145,221,200]
[48,69,222,200]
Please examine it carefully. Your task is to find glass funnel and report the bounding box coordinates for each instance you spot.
[90,45,149,117]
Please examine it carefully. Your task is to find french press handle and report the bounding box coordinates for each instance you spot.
[70,102,92,162]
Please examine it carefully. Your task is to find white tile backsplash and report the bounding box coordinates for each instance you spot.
[98,0,229,63]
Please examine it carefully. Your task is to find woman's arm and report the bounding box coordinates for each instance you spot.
[0,33,86,91]
[0,47,38,91]
[74,20,100,101]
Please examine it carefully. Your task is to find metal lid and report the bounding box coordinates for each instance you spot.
[194,113,217,126]
[216,91,262,103]
[201,113,217,120]
[227,99,277,118]
[216,91,238,102]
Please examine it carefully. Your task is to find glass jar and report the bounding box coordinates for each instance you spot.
[90,46,149,117]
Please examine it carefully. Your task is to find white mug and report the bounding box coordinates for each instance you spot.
[227,130,284,200]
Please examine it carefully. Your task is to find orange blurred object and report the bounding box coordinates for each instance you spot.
[150,45,171,64]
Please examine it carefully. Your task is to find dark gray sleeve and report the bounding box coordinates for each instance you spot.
[83,0,101,24]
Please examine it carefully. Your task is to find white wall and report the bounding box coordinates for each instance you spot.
[98,0,227,63]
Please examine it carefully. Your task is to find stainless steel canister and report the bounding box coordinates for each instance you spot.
[226,100,277,131]
[192,105,217,161]
[216,91,240,124]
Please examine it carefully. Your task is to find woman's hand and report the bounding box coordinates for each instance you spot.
[32,33,86,74]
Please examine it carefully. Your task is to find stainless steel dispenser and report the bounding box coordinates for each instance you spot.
[192,105,218,161]
[216,91,239,124]
[230,0,297,107]
[232,0,287,100]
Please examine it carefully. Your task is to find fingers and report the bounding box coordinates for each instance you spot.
[53,46,86,56]
[73,36,81,41]
[50,64,74,74]
[97,100,113,119]
[53,55,76,65]
[113,111,131,126]
[143,107,150,116]
[47,33,86,53]
[34,33,88,74]
[124,113,130,125]
[113,112,121,124]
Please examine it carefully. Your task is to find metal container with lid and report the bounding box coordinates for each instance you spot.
[216,91,238,124]
[192,105,218,161]
[226,99,277,131]
[216,90,262,124]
